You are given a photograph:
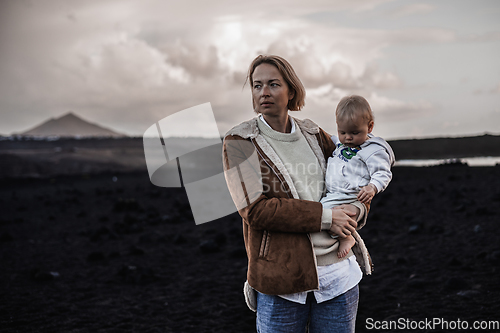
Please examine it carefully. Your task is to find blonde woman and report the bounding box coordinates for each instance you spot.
[223,55,372,333]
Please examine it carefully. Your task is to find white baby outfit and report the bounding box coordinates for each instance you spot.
[320,133,395,209]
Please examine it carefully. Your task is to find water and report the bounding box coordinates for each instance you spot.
[394,156,500,167]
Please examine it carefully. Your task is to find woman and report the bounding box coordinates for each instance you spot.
[223,55,372,333]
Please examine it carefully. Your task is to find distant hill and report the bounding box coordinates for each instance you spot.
[18,112,126,137]
[388,134,500,160]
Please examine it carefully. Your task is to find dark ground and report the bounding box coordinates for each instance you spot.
[1,164,500,332]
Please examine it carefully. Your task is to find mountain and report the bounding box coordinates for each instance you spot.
[18,112,126,137]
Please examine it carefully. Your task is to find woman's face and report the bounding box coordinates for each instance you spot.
[252,63,294,118]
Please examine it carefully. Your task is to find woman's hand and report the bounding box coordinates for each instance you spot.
[329,207,357,238]
[337,203,361,221]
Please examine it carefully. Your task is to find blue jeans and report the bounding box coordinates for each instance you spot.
[256,285,359,333]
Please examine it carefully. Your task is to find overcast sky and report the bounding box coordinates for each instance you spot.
[1,0,499,139]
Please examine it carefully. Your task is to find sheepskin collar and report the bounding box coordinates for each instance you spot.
[225,116,320,139]
[224,115,327,200]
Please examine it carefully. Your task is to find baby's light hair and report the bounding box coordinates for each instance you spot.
[336,95,374,124]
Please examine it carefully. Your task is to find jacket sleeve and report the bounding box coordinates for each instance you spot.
[350,200,370,230]
[318,128,336,159]
[365,148,393,193]
[223,134,324,233]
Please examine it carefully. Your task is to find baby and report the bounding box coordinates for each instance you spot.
[321,95,395,258]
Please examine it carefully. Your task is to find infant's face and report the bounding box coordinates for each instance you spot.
[336,117,374,148]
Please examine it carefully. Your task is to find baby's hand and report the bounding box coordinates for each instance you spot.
[357,184,377,203]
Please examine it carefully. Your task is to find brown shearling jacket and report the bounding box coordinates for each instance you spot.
[223,116,371,296]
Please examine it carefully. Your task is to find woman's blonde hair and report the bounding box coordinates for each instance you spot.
[336,95,374,123]
[246,55,306,111]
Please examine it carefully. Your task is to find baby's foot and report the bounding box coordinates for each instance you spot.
[338,235,356,258]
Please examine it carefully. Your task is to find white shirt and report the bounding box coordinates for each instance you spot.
[259,114,296,133]
[279,256,362,304]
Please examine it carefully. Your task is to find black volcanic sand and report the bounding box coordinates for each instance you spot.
[1,165,500,332]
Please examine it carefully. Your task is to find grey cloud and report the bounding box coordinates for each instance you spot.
[492,84,500,94]
[266,40,401,90]
[0,0,497,140]
[293,0,395,15]
[231,71,247,86]
[360,62,402,89]
[370,96,434,121]
[162,44,222,79]
[387,3,435,18]
[307,87,434,120]
[299,61,360,89]
[300,90,437,140]
[460,31,500,43]
[387,28,457,44]
[474,83,500,95]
